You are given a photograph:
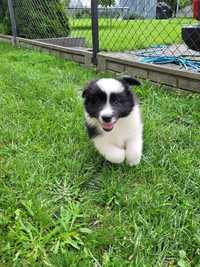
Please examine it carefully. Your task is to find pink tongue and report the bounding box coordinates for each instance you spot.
[102,122,113,130]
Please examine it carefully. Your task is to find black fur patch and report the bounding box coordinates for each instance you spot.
[110,90,134,118]
[82,81,107,119]
[118,75,141,88]
[86,123,101,139]
[82,77,140,133]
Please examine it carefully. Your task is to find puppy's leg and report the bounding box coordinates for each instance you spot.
[125,136,143,166]
[94,139,125,164]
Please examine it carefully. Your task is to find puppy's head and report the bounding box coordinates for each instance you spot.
[82,76,140,132]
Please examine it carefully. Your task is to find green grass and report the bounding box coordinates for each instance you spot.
[0,43,200,267]
[1,18,198,52]
[70,18,198,51]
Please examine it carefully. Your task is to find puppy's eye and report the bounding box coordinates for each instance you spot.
[89,97,100,105]
[89,98,97,104]
[111,94,119,104]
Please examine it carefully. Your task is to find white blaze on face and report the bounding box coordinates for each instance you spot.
[96,78,124,95]
[96,78,124,130]
[99,104,113,123]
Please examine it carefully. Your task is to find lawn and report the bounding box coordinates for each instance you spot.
[0,43,200,267]
[70,18,198,51]
[0,18,198,52]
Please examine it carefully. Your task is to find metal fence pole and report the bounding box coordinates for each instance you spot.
[91,0,99,65]
[7,0,17,45]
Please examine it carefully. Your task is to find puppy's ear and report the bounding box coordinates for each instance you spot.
[82,80,97,98]
[118,75,141,87]
[82,87,87,98]
[82,83,91,98]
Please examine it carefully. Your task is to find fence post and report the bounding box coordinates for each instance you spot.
[91,0,99,65]
[7,0,17,45]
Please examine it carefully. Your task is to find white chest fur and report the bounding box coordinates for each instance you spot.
[92,105,143,165]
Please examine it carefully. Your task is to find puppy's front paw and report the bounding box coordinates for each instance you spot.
[126,147,142,166]
[105,149,125,164]
[127,154,141,166]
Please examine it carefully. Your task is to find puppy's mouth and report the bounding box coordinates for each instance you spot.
[101,121,116,132]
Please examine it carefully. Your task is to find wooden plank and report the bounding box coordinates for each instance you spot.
[0,34,199,92]
[107,61,125,72]
[60,52,73,60]
[98,52,200,81]
[17,37,92,56]
[125,65,148,79]
[73,54,85,64]
[97,52,200,92]
[178,78,200,92]
[84,54,93,68]
[97,55,106,71]
[148,71,177,87]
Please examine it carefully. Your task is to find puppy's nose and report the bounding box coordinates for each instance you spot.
[102,115,112,123]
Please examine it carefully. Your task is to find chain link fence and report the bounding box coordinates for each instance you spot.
[13,0,70,39]
[0,0,200,61]
[69,4,93,48]
[96,0,200,60]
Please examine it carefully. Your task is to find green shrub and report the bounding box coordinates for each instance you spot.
[98,0,115,7]
[0,0,11,34]
[74,9,91,19]
[0,0,7,22]
[0,0,70,38]
[14,0,70,38]
[179,0,191,9]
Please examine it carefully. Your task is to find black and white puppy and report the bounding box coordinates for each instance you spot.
[82,76,143,166]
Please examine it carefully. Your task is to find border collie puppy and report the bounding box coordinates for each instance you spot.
[82,76,143,166]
